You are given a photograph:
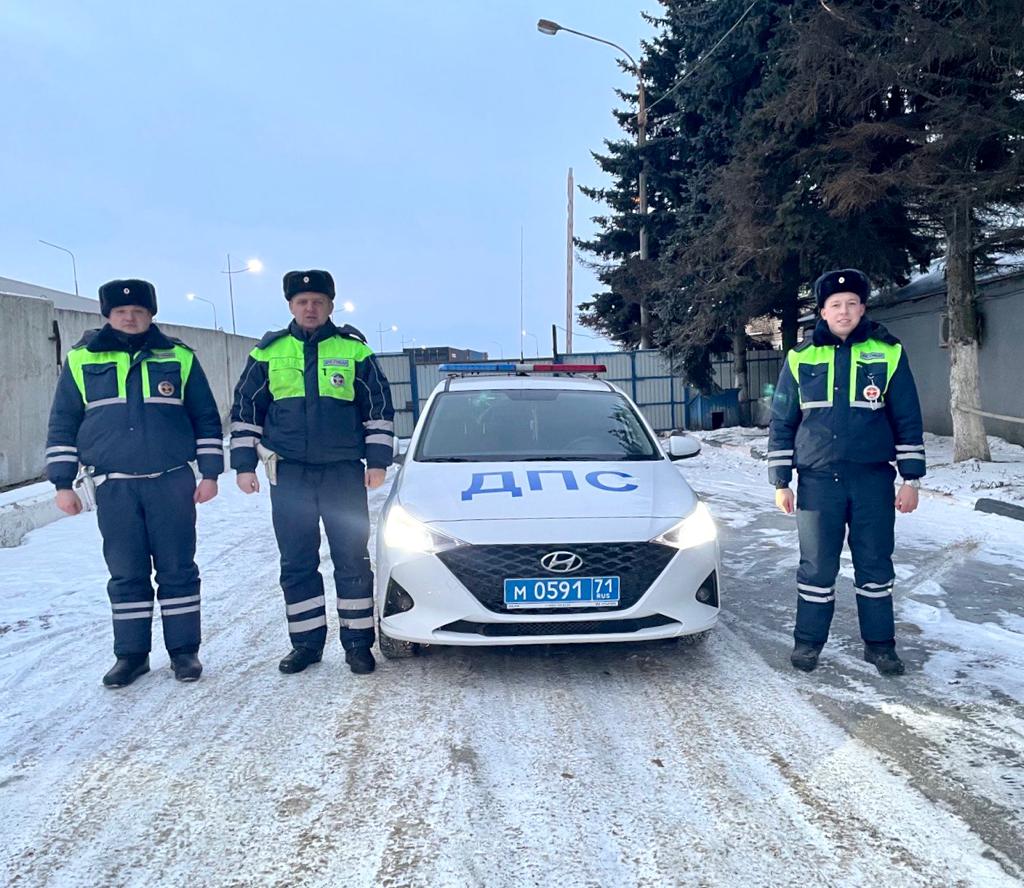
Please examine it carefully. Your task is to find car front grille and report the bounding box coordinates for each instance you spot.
[436,542,676,614]
[438,614,679,637]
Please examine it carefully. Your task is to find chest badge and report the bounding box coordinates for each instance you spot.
[330,372,345,388]
[863,383,882,407]
[157,380,176,397]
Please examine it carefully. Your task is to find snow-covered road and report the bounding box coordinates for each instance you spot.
[2,438,1022,887]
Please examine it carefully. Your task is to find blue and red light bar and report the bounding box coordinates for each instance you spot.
[438,362,607,375]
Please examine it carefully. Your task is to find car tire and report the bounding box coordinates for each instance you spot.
[378,622,418,659]
[678,630,710,647]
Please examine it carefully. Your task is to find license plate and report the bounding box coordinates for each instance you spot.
[503,576,620,609]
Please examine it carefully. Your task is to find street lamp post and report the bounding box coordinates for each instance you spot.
[537,19,650,348]
[38,240,79,296]
[376,323,398,352]
[522,330,540,357]
[221,254,263,335]
[186,293,218,329]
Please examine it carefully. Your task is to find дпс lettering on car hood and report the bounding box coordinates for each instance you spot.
[394,460,698,523]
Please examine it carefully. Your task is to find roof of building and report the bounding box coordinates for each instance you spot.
[873,255,1024,307]
[0,276,101,314]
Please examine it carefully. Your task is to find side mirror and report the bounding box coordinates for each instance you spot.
[667,434,701,460]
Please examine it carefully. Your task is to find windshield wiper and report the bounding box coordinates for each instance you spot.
[420,456,476,462]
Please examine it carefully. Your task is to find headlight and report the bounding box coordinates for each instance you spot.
[652,501,717,550]
[383,504,463,554]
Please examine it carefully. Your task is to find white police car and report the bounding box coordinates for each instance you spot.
[375,363,720,657]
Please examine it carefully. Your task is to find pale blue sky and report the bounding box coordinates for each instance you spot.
[1,1,655,356]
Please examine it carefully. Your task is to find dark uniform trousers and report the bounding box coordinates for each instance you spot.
[94,467,201,657]
[269,461,375,652]
[795,461,897,649]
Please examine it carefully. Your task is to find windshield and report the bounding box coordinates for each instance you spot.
[415,388,661,462]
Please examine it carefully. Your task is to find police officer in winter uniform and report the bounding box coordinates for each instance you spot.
[769,269,925,675]
[46,280,224,687]
[230,270,394,676]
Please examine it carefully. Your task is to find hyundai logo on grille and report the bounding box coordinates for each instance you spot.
[540,551,583,573]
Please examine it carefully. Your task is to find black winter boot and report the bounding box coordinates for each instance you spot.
[170,652,203,682]
[279,647,323,674]
[102,654,150,688]
[864,643,905,676]
[790,643,823,673]
[345,647,376,675]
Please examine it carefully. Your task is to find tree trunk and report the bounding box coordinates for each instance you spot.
[945,200,991,462]
[780,290,800,353]
[732,323,751,426]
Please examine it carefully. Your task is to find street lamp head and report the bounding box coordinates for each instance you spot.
[391,324,398,332]
[246,258,263,273]
[537,19,561,35]
[342,300,355,313]
[186,293,196,301]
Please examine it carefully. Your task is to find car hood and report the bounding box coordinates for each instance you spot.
[395,460,698,523]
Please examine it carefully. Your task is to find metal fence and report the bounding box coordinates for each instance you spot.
[377,349,785,437]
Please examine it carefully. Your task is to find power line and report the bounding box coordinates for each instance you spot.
[645,0,761,116]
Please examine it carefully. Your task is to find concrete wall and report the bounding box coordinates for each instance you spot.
[0,294,60,488]
[0,294,257,488]
[871,274,1024,446]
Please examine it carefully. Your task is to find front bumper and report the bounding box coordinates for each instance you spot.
[376,539,720,647]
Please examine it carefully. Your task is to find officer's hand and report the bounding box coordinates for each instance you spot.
[236,472,260,495]
[365,468,386,490]
[55,489,83,516]
[896,483,919,514]
[194,479,218,504]
[775,487,795,515]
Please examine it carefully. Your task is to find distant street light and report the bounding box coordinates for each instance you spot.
[341,300,355,313]
[522,329,540,357]
[220,253,262,334]
[38,239,79,296]
[401,335,416,349]
[376,323,399,352]
[186,292,218,329]
[538,18,650,348]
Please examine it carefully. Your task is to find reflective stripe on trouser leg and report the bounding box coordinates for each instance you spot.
[140,469,203,653]
[794,470,847,647]
[96,478,156,655]
[270,462,328,651]
[320,461,376,651]
[847,463,898,646]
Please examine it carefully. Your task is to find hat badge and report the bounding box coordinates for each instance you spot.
[123,287,131,294]
[303,275,310,284]
[838,276,845,284]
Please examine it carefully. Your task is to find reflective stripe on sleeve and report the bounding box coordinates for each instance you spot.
[767,450,794,458]
[46,455,79,464]
[230,422,263,434]
[365,434,393,446]
[195,438,223,446]
[768,458,792,468]
[230,436,259,449]
[46,446,78,455]
[363,420,394,431]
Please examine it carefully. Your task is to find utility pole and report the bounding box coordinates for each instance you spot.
[566,167,574,354]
